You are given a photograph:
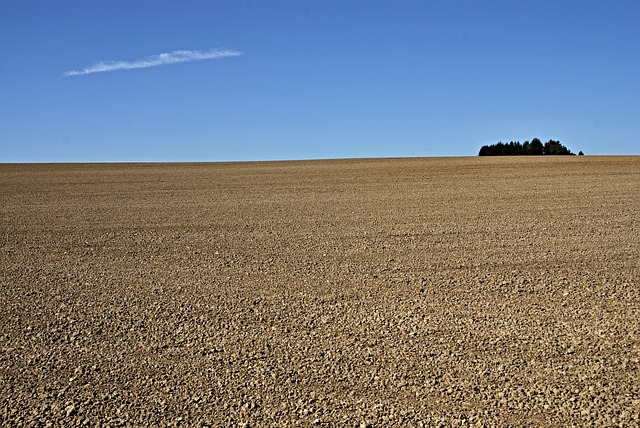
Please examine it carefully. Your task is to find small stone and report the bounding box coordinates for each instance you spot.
[65,404,76,417]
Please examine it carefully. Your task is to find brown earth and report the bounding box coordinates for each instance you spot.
[1,156,639,427]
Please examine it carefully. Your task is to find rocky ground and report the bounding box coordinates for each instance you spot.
[1,156,638,427]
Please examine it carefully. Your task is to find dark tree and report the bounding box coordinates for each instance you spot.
[478,145,491,156]
[530,138,544,155]
[543,139,574,155]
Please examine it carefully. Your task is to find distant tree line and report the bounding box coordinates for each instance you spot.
[479,138,579,156]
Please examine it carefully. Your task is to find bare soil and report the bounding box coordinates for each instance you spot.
[1,156,639,427]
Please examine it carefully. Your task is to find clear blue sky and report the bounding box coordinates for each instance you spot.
[1,1,638,162]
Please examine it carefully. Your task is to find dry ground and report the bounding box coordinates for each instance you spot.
[1,156,639,427]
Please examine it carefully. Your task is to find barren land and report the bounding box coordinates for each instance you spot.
[1,156,639,427]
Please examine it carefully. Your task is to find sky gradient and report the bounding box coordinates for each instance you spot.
[1,1,639,162]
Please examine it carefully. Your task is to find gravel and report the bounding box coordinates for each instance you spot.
[1,156,638,426]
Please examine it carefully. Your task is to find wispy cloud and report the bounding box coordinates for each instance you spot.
[64,48,242,76]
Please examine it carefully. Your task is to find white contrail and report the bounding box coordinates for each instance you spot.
[64,49,242,76]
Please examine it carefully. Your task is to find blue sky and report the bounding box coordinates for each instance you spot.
[1,1,638,162]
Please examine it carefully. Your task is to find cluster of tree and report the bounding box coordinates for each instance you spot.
[479,138,579,156]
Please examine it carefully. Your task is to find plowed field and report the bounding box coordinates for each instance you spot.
[1,156,638,426]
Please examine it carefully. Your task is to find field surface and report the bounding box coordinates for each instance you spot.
[1,156,639,427]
